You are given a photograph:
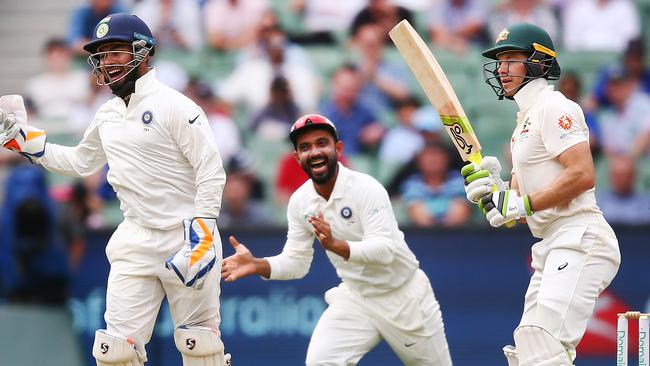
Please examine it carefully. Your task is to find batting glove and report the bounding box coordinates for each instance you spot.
[479,190,533,227]
[461,156,508,204]
[166,217,218,290]
[0,95,46,163]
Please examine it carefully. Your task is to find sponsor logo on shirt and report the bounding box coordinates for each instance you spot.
[517,117,532,143]
[558,114,573,131]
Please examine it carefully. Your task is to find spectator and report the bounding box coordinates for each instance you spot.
[219,162,272,229]
[24,38,88,122]
[599,68,650,158]
[250,75,302,141]
[350,0,414,41]
[590,38,650,108]
[319,64,384,155]
[239,10,313,68]
[58,178,106,270]
[289,0,366,44]
[350,23,410,118]
[186,80,242,164]
[427,0,489,54]
[67,0,124,55]
[203,0,269,52]
[217,26,321,113]
[133,0,202,51]
[488,0,558,44]
[557,72,601,157]
[69,74,113,137]
[597,154,650,225]
[562,0,640,52]
[379,96,426,164]
[401,142,470,227]
[0,166,70,305]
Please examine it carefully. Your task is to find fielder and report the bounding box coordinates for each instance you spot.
[462,23,620,365]
[0,14,230,366]
[221,114,452,366]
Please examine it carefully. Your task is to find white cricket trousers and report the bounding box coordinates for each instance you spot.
[306,269,452,366]
[519,213,620,360]
[104,219,222,359]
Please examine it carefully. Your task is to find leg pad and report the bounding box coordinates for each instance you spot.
[514,325,573,366]
[92,330,143,366]
[174,326,226,366]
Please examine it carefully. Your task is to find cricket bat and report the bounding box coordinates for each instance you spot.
[389,20,482,164]
[390,20,516,226]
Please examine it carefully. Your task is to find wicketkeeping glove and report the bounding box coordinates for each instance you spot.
[0,95,46,163]
[461,156,508,204]
[166,217,218,290]
[479,190,533,227]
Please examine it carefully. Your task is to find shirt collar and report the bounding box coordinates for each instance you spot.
[309,162,349,202]
[329,162,349,200]
[513,78,551,111]
[133,68,158,96]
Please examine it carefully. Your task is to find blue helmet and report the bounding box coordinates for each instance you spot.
[84,13,156,87]
[83,13,155,55]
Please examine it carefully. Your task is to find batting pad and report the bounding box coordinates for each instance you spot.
[92,330,143,366]
[174,326,226,366]
[514,325,573,366]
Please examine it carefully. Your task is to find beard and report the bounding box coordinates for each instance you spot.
[302,153,338,185]
[108,66,140,99]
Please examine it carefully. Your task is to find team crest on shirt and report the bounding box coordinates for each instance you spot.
[558,115,573,131]
[340,206,352,220]
[141,111,154,125]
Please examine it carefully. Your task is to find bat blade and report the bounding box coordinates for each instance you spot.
[389,20,482,164]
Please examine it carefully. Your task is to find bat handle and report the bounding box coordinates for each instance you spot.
[490,183,517,228]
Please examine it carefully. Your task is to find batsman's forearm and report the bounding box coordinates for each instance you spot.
[528,166,594,212]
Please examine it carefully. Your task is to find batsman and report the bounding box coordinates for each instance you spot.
[462,23,621,365]
[0,13,229,366]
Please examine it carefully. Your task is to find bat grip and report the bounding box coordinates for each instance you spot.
[491,183,517,228]
[470,152,516,228]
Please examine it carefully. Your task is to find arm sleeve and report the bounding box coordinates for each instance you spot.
[265,194,315,280]
[541,100,588,158]
[39,119,107,177]
[347,180,396,265]
[169,103,226,218]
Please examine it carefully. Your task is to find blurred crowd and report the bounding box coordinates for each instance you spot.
[1,0,650,302]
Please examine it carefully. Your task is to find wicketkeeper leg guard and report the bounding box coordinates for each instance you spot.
[174,325,229,366]
[92,330,144,366]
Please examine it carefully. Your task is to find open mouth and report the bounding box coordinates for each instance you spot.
[309,158,328,175]
[106,67,126,81]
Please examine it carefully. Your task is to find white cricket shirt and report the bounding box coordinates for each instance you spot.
[510,78,601,238]
[266,163,420,297]
[39,69,225,230]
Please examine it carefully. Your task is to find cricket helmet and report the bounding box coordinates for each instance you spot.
[83,13,155,54]
[289,114,339,147]
[84,13,156,87]
[482,23,561,99]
